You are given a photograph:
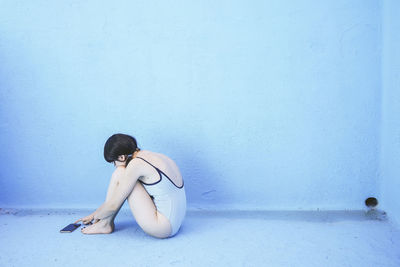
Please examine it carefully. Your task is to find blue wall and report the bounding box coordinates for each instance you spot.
[380,0,400,226]
[0,1,382,210]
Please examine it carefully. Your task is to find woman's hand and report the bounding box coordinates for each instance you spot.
[75,212,98,225]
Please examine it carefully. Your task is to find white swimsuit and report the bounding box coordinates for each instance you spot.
[136,157,186,236]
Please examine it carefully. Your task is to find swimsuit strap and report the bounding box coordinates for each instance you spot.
[136,157,184,189]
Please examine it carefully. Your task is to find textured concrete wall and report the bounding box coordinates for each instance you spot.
[0,1,382,210]
[380,0,400,226]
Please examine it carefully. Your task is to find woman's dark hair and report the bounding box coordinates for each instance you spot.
[104,133,140,167]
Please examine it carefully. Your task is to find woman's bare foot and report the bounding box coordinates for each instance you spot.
[81,220,114,235]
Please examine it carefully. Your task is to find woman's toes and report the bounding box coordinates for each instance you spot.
[80,221,113,234]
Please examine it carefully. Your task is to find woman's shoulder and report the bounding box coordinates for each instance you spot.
[125,150,168,174]
[136,150,183,186]
[136,150,173,165]
[124,156,152,176]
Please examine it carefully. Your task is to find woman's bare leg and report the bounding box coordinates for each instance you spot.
[127,182,172,238]
[81,168,126,234]
[103,168,126,230]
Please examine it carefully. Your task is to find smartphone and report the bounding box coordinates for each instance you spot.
[60,223,81,233]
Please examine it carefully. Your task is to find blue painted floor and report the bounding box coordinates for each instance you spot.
[1,208,399,267]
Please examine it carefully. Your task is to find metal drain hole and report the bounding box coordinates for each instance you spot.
[365,197,378,208]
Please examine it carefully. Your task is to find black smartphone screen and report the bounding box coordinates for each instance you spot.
[60,223,81,233]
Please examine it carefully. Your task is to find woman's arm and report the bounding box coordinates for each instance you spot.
[75,169,121,223]
[94,161,143,220]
